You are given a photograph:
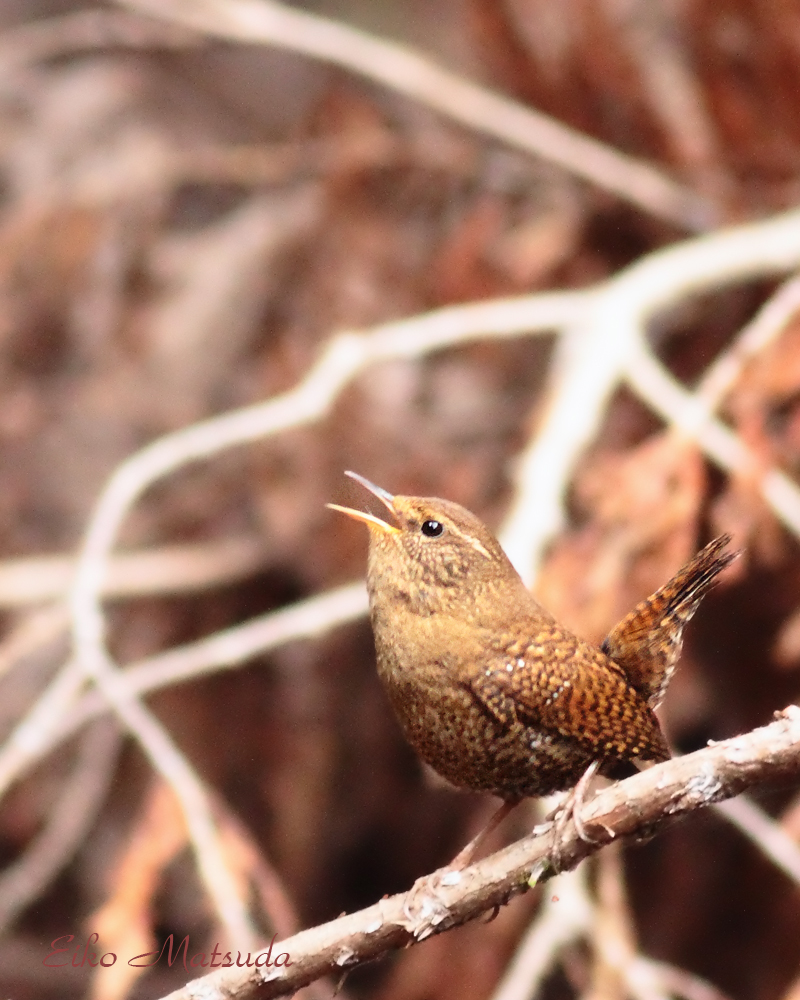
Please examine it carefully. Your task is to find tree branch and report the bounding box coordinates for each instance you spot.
[111,0,714,231]
[156,706,800,1000]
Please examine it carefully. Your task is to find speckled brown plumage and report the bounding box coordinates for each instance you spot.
[600,534,735,710]
[329,473,737,803]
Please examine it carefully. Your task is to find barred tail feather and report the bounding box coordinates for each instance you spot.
[601,535,738,709]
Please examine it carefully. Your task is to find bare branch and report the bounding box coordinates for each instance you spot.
[0,718,121,936]
[0,605,67,680]
[0,7,201,76]
[500,207,800,582]
[45,584,369,770]
[66,651,258,949]
[0,535,268,607]
[111,0,714,230]
[624,344,800,536]
[152,706,800,1000]
[695,275,800,409]
[629,958,735,1000]
[714,796,800,885]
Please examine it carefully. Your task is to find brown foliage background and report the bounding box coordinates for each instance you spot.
[0,1,800,999]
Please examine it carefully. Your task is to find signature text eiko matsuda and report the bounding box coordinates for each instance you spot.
[43,933,293,971]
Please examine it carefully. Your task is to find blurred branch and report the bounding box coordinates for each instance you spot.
[714,796,800,886]
[214,804,339,1000]
[624,343,800,536]
[5,586,369,806]
[0,718,121,936]
[0,7,200,76]
[64,650,258,950]
[153,706,800,1000]
[694,275,800,409]
[627,958,734,1000]
[606,0,726,196]
[499,208,800,582]
[214,801,300,940]
[110,0,716,231]
[43,584,369,788]
[0,535,268,607]
[590,843,651,1000]
[0,660,86,801]
[489,868,593,1000]
[0,605,67,680]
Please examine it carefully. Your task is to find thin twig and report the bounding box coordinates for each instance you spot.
[591,842,656,1000]
[695,275,800,409]
[624,343,800,536]
[212,801,349,1000]
[0,659,86,801]
[608,0,725,195]
[0,605,68,680]
[112,0,715,231]
[629,958,734,1000]
[84,582,367,714]
[0,718,122,936]
[63,648,257,950]
[151,706,800,1000]
[714,796,800,885]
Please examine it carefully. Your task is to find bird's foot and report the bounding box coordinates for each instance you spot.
[401,865,463,937]
[403,799,519,941]
[547,761,602,871]
[401,799,520,937]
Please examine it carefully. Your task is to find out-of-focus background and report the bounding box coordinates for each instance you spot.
[1,1,800,998]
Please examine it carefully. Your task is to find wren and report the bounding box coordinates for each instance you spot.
[329,472,736,828]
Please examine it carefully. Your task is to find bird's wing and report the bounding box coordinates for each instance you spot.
[468,626,671,763]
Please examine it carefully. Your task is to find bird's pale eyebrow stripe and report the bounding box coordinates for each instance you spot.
[447,522,492,558]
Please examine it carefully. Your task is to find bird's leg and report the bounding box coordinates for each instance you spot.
[548,760,602,870]
[569,759,602,843]
[402,799,519,925]
[449,799,520,869]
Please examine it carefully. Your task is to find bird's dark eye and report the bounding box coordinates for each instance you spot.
[421,519,444,537]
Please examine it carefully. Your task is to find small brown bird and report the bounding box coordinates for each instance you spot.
[329,472,736,857]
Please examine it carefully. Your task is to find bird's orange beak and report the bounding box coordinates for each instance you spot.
[327,471,401,534]
[325,471,400,534]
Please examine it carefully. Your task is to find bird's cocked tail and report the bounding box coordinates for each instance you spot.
[601,535,739,709]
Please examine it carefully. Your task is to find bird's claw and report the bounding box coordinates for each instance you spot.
[401,867,461,938]
[545,761,603,870]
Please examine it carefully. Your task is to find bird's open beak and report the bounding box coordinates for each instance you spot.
[327,471,400,534]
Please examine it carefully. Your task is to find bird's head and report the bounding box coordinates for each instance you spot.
[328,471,522,617]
